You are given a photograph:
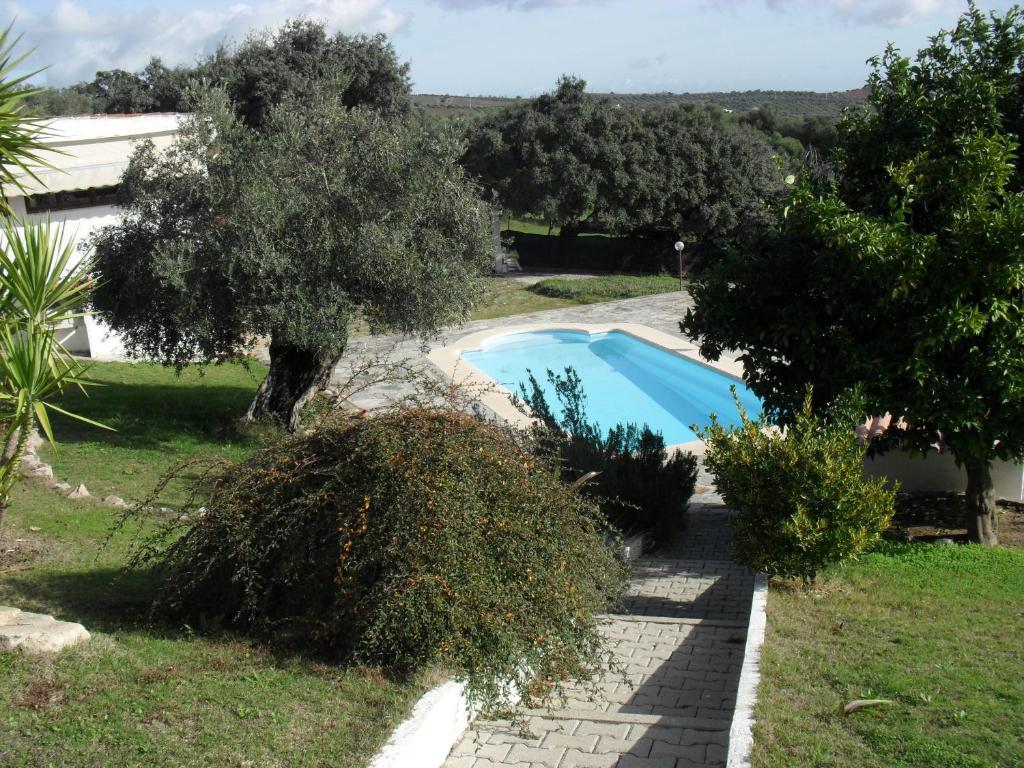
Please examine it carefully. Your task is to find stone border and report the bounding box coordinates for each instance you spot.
[427,322,746,455]
[726,572,769,768]
[368,682,472,768]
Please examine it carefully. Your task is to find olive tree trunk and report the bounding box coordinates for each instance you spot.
[964,457,998,546]
[244,341,342,432]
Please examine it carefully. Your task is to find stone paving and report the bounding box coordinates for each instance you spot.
[443,506,754,768]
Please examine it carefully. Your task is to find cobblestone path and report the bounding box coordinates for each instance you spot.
[443,505,754,768]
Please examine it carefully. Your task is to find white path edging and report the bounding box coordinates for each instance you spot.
[368,681,471,768]
[726,572,769,768]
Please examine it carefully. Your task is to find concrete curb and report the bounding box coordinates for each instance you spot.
[726,572,769,768]
[368,681,471,768]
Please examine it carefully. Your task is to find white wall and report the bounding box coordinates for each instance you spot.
[8,197,128,359]
[865,450,1024,502]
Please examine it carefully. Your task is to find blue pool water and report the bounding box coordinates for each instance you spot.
[462,330,762,444]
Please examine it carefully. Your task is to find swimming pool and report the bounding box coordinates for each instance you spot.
[461,329,761,445]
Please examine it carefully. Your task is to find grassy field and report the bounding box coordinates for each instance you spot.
[504,216,610,238]
[37,360,267,505]
[752,541,1024,768]
[0,362,426,767]
[468,274,681,321]
[530,275,679,302]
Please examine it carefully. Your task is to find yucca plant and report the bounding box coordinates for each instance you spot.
[0,219,108,533]
[0,23,53,213]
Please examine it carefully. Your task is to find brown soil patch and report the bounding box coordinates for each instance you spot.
[890,492,1024,548]
[16,679,68,711]
[0,534,52,573]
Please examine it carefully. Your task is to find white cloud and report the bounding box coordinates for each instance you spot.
[828,0,948,26]
[436,0,954,26]
[13,0,407,85]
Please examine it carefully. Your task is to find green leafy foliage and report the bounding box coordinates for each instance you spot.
[683,4,1024,543]
[125,407,628,712]
[92,82,491,429]
[0,220,106,532]
[26,19,411,126]
[700,390,895,580]
[520,367,698,542]
[0,24,53,214]
[462,77,785,246]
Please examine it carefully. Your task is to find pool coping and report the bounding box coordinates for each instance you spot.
[426,322,747,455]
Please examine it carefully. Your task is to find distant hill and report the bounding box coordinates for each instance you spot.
[413,89,869,120]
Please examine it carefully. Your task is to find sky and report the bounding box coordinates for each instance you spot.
[13,0,1020,95]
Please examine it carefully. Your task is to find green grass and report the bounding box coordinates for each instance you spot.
[39,360,267,505]
[529,275,680,302]
[0,363,426,767]
[470,278,583,319]
[467,275,681,322]
[505,216,611,238]
[753,541,1024,768]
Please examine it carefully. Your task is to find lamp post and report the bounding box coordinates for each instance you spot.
[674,241,685,291]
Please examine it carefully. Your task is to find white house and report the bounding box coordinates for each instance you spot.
[6,113,185,358]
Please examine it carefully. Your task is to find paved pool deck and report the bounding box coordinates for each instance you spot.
[334,289,694,412]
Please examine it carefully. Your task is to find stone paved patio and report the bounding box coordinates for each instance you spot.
[443,506,753,768]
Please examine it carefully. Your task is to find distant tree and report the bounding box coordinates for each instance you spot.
[463,79,784,246]
[199,19,411,129]
[22,86,97,117]
[605,105,785,245]
[462,76,620,237]
[66,57,190,114]
[682,4,1024,545]
[33,19,410,123]
[91,88,491,430]
[73,68,154,113]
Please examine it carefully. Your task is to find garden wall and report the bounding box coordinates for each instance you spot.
[865,451,1024,502]
[504,231,681,273]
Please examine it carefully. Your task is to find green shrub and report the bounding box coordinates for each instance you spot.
[529,275,679,302]
[127,407,628,711]
[699,390,895,580]
[520,367,698,543]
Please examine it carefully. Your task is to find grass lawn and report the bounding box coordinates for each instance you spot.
[529,274,680,302]
[1,362,427,767]
[753,540,1024,768]
[504,215,611,238]
[468,274,681,322]
[38,360,268,505]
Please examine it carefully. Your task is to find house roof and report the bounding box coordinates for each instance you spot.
[10,113,186,197]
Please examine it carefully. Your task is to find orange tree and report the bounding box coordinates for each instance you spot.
[682,5,1024,545]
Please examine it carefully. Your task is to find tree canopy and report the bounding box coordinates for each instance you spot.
[682,3,1024,544]
[27,19,411,126]
[461,77,785,245]
[91,86,491,430]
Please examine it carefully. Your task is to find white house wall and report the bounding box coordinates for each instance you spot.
[865,450,1024,503]
[8,196,127,359]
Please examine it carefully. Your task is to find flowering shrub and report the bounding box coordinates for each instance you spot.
[130,407,628,711]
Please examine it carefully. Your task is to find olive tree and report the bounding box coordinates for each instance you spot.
[682,5,1024,545]
[91,88,492,430]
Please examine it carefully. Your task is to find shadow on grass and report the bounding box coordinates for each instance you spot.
[47,381,265,451]
[2,565,181,638]
[2,564,371,669]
